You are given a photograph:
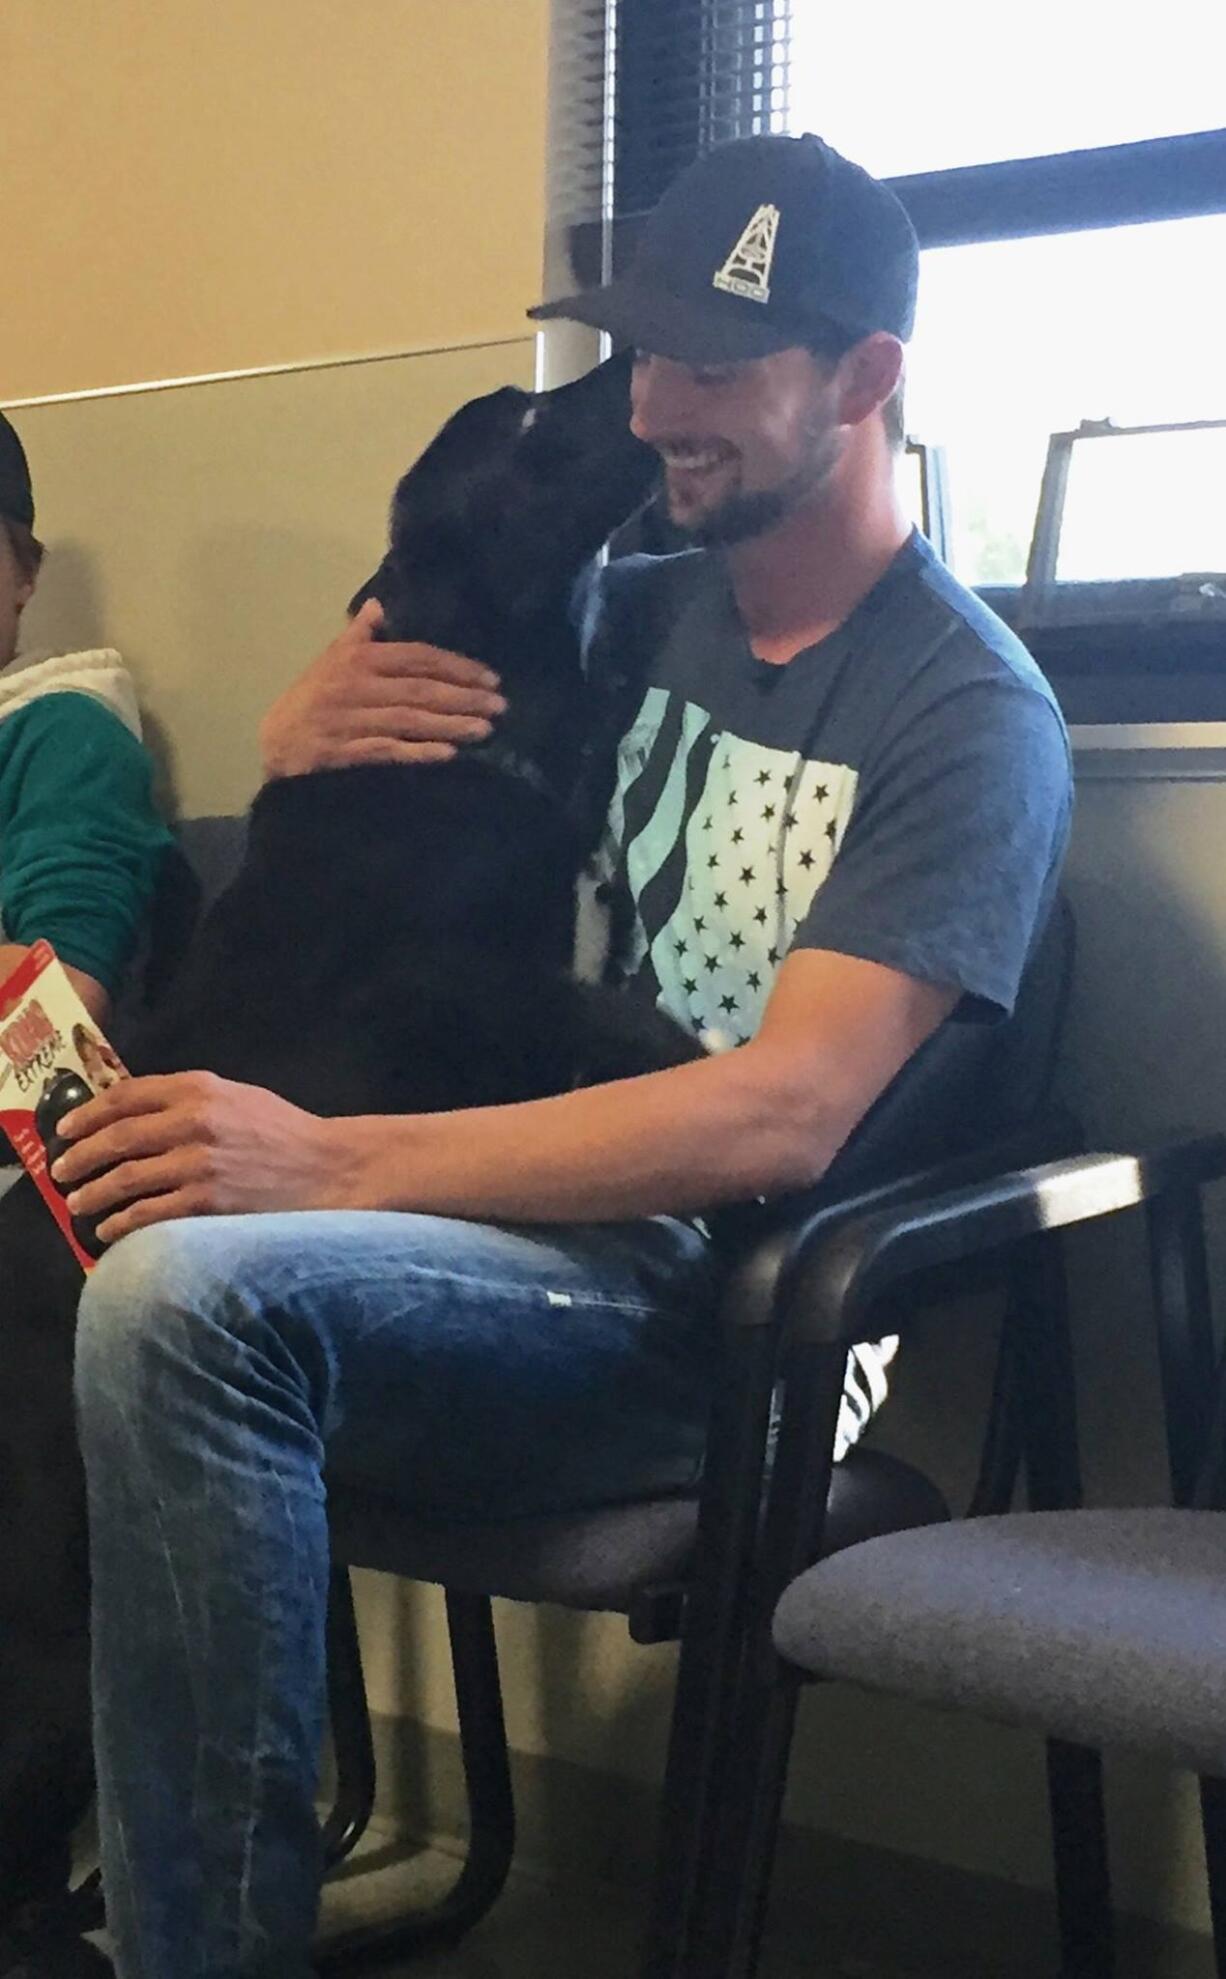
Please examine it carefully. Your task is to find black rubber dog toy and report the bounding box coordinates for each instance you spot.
[34,1070,107,1261]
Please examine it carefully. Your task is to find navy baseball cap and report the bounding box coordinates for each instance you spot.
[0,412,34,530]
[530,132,918,363]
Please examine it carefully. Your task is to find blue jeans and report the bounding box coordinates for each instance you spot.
[73,1209,717,1979]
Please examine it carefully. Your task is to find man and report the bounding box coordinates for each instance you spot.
[55,134,1070,1979]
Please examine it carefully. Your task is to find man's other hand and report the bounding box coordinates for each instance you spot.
[49,1071,350,1244]
[260,597,508,779]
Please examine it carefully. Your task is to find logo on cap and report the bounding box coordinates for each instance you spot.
[712,204,780,305]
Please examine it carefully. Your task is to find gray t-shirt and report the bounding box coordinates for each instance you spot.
[585,529,1072,1044]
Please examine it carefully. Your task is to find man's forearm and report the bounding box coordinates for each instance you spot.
[323,950,957,1226]
[50,952,954,1242]
[328,1046,837,1225]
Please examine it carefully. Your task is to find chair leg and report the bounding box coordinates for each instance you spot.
[709,1674,805,1979]
[316,1590,514,1969]
[688,1344,848,1979]
[1047,1738,1114,1977]
[322,1567,378,1868]
[660,1656,806,1979]
[1198,1774,1226,1979]
[639,1578,755,1979]
[639,1326,785,1979]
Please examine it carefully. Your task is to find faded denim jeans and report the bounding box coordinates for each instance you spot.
[73,1209,717,1979]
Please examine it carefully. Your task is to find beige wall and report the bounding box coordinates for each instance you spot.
[3,0,549,401]
[5,0,550,813]
[14,340,536,817]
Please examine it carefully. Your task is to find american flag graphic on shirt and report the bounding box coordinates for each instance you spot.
[596,682,895,1461]
[598,685,858,1043]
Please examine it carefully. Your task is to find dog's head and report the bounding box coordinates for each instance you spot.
[350,351,658,666]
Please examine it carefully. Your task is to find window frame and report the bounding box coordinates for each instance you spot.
[889,126,1226,246]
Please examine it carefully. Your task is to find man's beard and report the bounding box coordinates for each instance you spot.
[686,482,798,547]
[676,410,841,547]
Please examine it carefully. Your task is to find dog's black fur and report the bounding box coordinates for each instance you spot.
[132,350,698,1109]
[0,350,702,1919]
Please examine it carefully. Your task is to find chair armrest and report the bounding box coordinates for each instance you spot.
[717,1108,1083,1336]
[785,1133,1226,1348]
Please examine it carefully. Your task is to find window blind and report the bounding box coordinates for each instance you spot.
[544,0,792,302]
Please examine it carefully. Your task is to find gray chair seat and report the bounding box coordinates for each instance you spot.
[773,1507,1226,1776]
[328,1487,699,1612]
[329,1446,948,1615]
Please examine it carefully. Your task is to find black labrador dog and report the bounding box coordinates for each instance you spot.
[0,351,699,1937]
[131,349,696,1111]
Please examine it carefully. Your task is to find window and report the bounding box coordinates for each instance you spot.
[1054,423,1226,587]
[787,1,1226,178]
[902,214,1226,588]
[786,1,1226,627]
[545,1,792,296]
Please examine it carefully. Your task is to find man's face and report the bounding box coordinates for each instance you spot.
[0,525,35,668]
[628,346,843,545]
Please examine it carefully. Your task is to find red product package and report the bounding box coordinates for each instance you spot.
[0,940,128,1270]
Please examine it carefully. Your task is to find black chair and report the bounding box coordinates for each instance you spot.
[311,899,1080,1975]
[710,1133,1226,1979]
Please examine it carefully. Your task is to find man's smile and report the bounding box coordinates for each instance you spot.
[659,444,740,512]
[659,445,735,473]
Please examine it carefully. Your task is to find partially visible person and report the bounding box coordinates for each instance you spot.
[0,411,173,1024]
[0,410,174,1978]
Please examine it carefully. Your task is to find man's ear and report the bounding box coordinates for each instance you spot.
[838,333,905,429]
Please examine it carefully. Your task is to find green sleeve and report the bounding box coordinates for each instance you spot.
[0,690,176,995]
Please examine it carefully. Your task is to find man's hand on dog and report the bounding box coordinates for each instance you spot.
[50,1072,348,1242]
[260,597,508,779]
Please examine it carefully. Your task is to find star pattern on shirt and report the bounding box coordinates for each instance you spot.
[600,691,857,1053]
[665,750,856,1042]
